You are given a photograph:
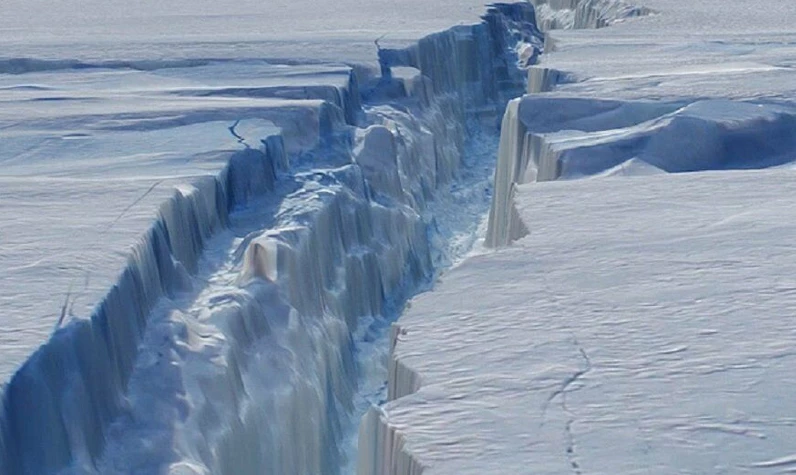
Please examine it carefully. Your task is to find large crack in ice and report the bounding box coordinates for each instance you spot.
[363,0,796,472]
[0,3,539,474]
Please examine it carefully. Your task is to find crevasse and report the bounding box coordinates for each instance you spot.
[0,3,541,475]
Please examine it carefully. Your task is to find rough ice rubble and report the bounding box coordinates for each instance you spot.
[0,3,537,474]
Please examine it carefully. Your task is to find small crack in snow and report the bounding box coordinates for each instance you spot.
[539,337,592,474]
[563,344,592,475]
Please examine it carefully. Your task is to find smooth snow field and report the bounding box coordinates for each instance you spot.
[368,170,796,474]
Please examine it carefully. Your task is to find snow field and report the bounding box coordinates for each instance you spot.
[363,169,796,474]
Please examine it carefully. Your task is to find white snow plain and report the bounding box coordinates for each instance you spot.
[0,0,493,67]
[360,0,796,474]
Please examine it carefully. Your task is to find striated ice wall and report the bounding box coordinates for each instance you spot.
[485,96,796,247]
[354,5,544,475]
[526,0,652,93]
[529,0,652,30]
[0,131,290,475]
[375,2,542,112]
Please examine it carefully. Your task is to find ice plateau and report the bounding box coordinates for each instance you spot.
[1,0,795,474]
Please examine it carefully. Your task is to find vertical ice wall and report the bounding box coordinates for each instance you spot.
[484,95,796,248]
[0,134,289,475]
[355,5,545,475]
[526,0,652,93]
[529,0,651,30]
[0,4,542,475]
[484,0,656,247]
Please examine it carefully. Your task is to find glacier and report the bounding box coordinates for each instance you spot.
[0,2,543,474]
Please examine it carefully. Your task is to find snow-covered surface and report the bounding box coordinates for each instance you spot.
[364,169,796,474]
[3,0,795,472]
[0,60,352,380]
[0,0,493,66]
[529,0,796,100]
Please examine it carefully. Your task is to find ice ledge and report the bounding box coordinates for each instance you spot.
[0,134,287,475]
[485,96,796,247]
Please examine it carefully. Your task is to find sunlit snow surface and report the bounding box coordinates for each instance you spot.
[373,169,796,474]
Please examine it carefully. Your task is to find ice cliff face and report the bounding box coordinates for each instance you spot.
[0,4,540,475]
[530,0,652,30]
[484,96,796,247]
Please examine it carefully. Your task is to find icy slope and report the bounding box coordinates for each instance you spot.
[362,169,796,474]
